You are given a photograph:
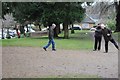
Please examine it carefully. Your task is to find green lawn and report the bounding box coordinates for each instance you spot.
[1,30,94,50]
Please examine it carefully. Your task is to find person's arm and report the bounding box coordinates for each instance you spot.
[108,28,112,34]
[107,28,112,36]
[95,28,102,33]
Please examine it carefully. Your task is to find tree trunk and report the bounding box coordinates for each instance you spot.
[2,28,4,39]
[115,1,120,32]
[63,23,69,39]
[71,23,75,34]
[58,24,61,34]
[20,25,25,34]
[26,25,29,32]
[35,21,41,31]
[115,1,118,13]
[6,28,11,39]
[20,25,28,37]
[54,24,60,38]
[62,24,65,31]
[38,24,41,31]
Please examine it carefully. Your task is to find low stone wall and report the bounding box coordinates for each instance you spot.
[30,31,48,38]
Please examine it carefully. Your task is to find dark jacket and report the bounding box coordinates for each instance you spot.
[48,26,54,39]
[101,27,113,41]
[94,26,102,38]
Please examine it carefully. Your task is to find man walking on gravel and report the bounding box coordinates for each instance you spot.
[43,23,56,51]
[101,24,119,53]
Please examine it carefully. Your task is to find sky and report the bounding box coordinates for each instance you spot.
[81,0,118,8]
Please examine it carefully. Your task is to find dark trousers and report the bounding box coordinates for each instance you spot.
[94,37,102,50]
[105,39,119,52]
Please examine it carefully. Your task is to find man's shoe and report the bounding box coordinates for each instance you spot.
[52,49,56,51]
[98,49,100,51]
[93,49,96,51]
[104,51,108,53]
[118,48,119,50]
[43,47,47,51]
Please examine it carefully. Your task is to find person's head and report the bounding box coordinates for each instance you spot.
[97,23,101,26]
[51,23,56,29]
[100,24,106,29]
[97,26,101,29]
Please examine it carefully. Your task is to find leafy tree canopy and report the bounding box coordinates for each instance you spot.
[2,2,85,26]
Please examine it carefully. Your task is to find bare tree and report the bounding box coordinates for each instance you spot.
[85,1,116,25]
[2,13,16,39]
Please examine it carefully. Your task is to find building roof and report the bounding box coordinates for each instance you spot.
[81,13,99,23]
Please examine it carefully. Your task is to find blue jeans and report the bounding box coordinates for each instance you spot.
[44,38,55,49]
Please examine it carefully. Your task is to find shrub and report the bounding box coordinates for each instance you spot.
[107,19,116,30]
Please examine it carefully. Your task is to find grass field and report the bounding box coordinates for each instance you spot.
[0,30,95,50]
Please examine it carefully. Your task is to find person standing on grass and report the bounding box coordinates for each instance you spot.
[15,24,20,38]
[43,23,56,51]
[100,24,119,53]
[93,24,102,51]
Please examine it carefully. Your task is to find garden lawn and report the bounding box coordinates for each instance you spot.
[1,30,94,50]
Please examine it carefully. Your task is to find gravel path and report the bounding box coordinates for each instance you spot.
[2,41,119,78]
[0,46,2,79]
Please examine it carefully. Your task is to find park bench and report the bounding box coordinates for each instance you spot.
[30,31,48,38]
